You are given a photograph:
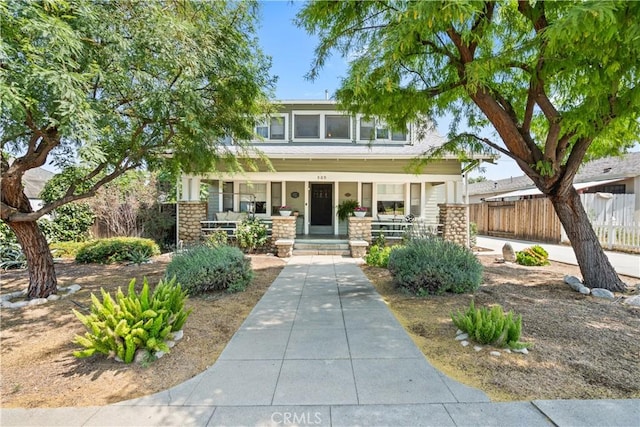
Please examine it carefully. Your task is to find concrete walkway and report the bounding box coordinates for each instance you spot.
[1,256,638,426]
[477,236,640,278]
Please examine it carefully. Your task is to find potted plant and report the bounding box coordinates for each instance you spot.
[354,206,368,217]
[278,205,292,216]
[337,199,359,221]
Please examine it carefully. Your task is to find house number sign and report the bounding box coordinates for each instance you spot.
[316,175,328,180]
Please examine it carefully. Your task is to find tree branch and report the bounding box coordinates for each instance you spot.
[458,132,539,178]
[4,162,141,222]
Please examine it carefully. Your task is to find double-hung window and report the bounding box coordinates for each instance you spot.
[294,114,320,139]
[256,115,287,140]
[239,183,267,214]
[357,116,408,142]
[325,115,350,139]
[293,112,352,141]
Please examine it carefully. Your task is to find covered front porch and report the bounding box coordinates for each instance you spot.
[179,170,465,239]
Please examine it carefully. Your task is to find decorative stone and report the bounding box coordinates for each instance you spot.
[134,350,147,364]
[623,295,640,307]
[28,298,48,306]
[461,340,469,347]
[166,340,176,349]
[489,351,501,357]
[67,284,82,293]
[504,349,512,354]
[12,301,30,309]
[455,333,469,341]
[564,275,583,289]
[456,329,464,336]
[172,330,184,341]
[47,294,60,301]
[474,346,483,352]
[502,243,516,262]
[155,350,166,359]
[579,286,591,295]
[513,347,529,355]
[591,288,615,300]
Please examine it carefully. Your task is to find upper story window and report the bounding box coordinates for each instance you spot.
[292,111,352,141]
[255,114,287,141]
[325,115,351,139]
[294,114,320,138]
[358,117,408,142]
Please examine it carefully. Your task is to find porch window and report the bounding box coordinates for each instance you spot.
[294,114,320,138]
[239,183,267,214]
[376,127,389,140]
[361,183,373,213]
[325,115,350,139]
[271,182,282,215]
[377,183,405,216]
[222,182,234,211]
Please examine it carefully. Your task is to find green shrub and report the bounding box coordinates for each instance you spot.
[73,277,191,363]
[50,241,88,258]
[235,217,269,253]
[166,245,253,295]
[365,244,397,268]
[204,229,230,248]
[516,245,549,266]
[451,300,531,349]
[469,222,478,247]
[0,242,27,270]
[75,237,160,264]
[374,232,386,248]
[388,237,483,296]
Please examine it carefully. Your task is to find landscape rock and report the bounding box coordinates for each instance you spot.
[155,351,166,359]
[28,298,48,306]
[578,286,591,295]
[623,295,640,307]
[504,349,512,354]
[172,330,184,341]
[66,284,82,293]
[490,351,501,357]
[456,329,464,336]
[11,301,29,309]
[47,294,60,301]
[591,288,615,300]
[455,333,469,341]
[513,347,529,355]
[564,275,584,290]
[502,243,516,262]
[166,340,176,349]
[474,346,483,352]
[461,340,469,347]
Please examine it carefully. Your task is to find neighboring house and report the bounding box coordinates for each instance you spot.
[22,167,54,212]
[178,100,492,243]
[469,152,640,220]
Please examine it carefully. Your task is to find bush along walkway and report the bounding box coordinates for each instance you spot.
[1,256,638,426]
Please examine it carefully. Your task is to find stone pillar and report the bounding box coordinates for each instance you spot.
[438,204,468,247]
[271,216,296,257]
[178,202,207,245]
[348,217,372,243]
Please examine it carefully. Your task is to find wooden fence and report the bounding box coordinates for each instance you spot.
[470,198,562,243]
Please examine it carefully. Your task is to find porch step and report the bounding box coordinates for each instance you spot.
[292,239,350,256]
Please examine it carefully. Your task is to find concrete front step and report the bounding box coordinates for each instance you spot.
[293,249,351,256]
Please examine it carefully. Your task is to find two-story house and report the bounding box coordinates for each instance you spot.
[177,100,485,245]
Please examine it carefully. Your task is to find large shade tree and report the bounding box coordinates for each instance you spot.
[298,0,640,291]
[1,0,275,298]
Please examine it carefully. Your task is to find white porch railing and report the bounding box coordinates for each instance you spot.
[371,217,442,241]
[200,218,273,238]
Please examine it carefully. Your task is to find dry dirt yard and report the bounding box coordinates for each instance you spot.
[363,255,640,401]
[1,252,639,408]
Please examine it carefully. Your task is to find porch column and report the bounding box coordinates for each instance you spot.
[438,203,468,247]
[272,216,296,257]
[177,201,207,246]
[348,217,372,243]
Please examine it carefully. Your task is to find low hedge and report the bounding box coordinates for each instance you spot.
[75,237,160,264]
[165,245,253,295]
[388,237,483,296]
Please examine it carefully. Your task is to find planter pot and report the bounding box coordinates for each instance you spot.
[279,210,292,217]
[354,211,367,217]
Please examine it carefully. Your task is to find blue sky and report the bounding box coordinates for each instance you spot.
[256,1,523,181]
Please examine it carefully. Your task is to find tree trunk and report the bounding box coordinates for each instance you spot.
[8,220,58,298]
[549,186,626,292]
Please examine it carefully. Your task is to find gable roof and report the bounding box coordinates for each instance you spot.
[469,151,640,197]
[22,167,54,199]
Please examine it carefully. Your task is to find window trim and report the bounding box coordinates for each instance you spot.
[292,110,353,142]
[356,115,409,143]
[254,113,288,142]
